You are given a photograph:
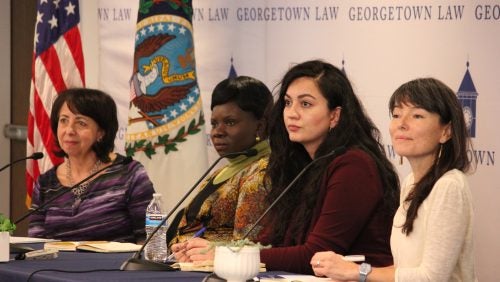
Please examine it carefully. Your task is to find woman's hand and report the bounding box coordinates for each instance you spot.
[184,237,215,263]
[310,251,359,281]
[172,238,214,263]
[171,241,190,262]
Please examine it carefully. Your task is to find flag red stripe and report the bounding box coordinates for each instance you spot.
[27,111,34,148]
[39,46,67,93]
[64,26,85,84]
[33,89,60,165]
[27,52,37,200]
[28,52,36,147]
[25,171,34,202]
[25,159,41,200]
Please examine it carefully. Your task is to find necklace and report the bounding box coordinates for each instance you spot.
[66,158,102,199]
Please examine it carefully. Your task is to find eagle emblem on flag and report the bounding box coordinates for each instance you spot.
[126,2,204,159]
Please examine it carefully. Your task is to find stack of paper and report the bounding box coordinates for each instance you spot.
[44,241,141,253]
[171,261,266,273]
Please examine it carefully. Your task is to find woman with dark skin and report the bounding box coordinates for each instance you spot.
[170,76,273,258]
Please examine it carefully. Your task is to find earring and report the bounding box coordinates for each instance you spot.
[437,143,443,160]
[255,135,261,142]
[399,155,403,165]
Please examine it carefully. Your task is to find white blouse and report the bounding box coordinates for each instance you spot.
[391,169,477,282]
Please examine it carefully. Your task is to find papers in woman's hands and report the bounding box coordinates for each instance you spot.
[43,241,141,253]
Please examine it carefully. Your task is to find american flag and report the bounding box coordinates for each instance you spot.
[26,0,85,207]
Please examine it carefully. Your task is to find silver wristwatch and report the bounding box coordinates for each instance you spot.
[359,262,371,282]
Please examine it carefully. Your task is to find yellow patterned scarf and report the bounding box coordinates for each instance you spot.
[213,140,271,185]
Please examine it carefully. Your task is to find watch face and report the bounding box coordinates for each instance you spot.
[463,106,473,129]
[360,262,371,274]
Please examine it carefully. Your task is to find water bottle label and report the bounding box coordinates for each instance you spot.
[146,214,167,227]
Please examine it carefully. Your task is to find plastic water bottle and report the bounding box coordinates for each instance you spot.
[144,193,168,262]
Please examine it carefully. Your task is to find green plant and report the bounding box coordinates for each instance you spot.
[209,238,271,253]
[0,214,16,233]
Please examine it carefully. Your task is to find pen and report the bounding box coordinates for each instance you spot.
[343,254,365,262]
[166,226,207,261]
[192,226,207,238]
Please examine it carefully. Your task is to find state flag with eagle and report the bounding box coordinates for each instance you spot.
[126,0,207,212]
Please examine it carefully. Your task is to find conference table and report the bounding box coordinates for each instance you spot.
[0,243,289,282]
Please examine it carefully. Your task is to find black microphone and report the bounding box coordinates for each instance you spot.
[14,156,133,225]
[241,146,347,240]
[242,148,258,157]
[121,148,257,271]
[0,152,44,172]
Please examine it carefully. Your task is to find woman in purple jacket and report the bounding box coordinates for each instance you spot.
[29,88,154,243]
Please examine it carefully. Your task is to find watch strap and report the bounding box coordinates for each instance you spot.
[359,262,371,282]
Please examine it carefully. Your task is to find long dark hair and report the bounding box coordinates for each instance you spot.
[266,60,400,244]
[389,78,473,235]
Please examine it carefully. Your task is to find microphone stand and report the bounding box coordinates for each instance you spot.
[120,149,257,271]
[0,152,43,254]
[0,152,44,172]
[10,156,132,254]
[241,146,346,240]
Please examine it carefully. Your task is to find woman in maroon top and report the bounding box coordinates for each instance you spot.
[258,60,400,274]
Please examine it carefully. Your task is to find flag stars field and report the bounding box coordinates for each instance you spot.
[65,1,76,15]
[36,11,43,24]
[48,15,58,29]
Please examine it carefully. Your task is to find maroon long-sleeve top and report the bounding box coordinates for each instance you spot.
[260,149,394,274]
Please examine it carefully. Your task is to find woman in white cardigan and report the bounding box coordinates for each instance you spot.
[310,78,477,282]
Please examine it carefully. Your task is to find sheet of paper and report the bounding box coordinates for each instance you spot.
[10,236,59,244]
[76,242,141,253]
[258,275,332,282]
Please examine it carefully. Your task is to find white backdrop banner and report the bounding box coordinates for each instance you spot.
[94,1,499,280]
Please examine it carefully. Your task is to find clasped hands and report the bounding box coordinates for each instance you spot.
[171,237,215,263]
